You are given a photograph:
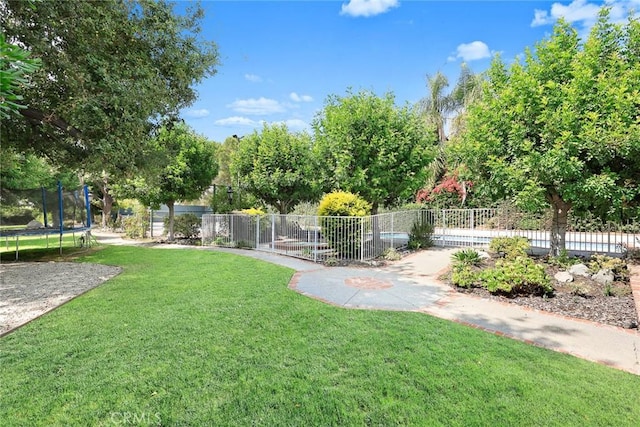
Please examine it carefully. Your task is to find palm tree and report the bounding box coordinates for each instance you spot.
[420,71,452,146]
[419,64,483,200]
[449,63,483,137]
[419,72,454,191]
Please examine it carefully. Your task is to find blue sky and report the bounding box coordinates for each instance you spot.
[180,0,639,142]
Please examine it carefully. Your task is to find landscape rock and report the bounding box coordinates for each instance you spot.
[26,220,43,229]
[554,271,574,283]
[592,269,615,285]
[569,263,592,278]
[477,251,491,260]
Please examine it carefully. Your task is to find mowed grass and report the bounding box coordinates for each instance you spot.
[1,246,639,426]
[0,233,88,262]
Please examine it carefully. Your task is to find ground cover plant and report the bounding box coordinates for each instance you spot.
[1,246,639,425]
[449,238,638,328]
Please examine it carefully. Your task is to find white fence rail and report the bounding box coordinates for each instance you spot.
[202,211,430,262]
[201,209,639,263]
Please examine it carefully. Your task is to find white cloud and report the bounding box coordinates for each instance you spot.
[290,92,314,102]
[530,0,633,27]
[244,73,262,83]
[184,109,210,119]
[454,41,491,62]
[214,116,258,127]
[531,9,553,27]
[284,119,308,129]
[340,0,399,18]
[227,97,286,115]
[265,119,309,131]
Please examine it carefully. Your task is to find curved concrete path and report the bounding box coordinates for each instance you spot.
[92,231,640,376]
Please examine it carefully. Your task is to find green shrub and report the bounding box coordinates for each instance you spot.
[318,191,371,258]
[489,236,530,259]
[214,236,228,246]
[451,265,478,288]
[324,256,339,266]
[121,205,149,239]
[451,248,482,267]
[624,245,640,263]
[317,191,371,217]
[588,254,628,281]
[603,283,614,297]
[547,249,579,269]
[240,207,266,216]
[381,247,402,261]
[407,218,434,250]
[164,213,200,239]
[235,240,252,249]
[479,257,552,296]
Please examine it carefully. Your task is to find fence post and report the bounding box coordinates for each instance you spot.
[360,217,364,263]
[442,209,446,247]
[256,215,260,249]
[314,215,318,263]
[470,209,474,230]
[390,212,395,247]
[271,214,276,252]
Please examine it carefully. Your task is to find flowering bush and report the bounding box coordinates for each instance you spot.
[240,207,266,216]
[416,174,472,208]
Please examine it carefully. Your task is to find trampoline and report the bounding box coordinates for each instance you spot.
[0,182,93,260]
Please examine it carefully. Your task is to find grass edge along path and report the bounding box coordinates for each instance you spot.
[1,245,639,426]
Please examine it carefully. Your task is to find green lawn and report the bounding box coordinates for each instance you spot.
[0,233,86,262]
[1,246,639,425]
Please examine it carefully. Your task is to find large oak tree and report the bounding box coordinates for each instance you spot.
[1,0,219,172]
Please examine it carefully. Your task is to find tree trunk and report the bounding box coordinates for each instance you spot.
[167,201,175,242]
[547,190,572,257]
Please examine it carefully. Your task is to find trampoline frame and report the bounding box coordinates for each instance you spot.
[0,182,92,260]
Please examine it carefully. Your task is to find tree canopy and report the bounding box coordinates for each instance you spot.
[454,9,640,254]
[127,123,218,241]
[313,89,437,213]
[231,124,318,214]
[1,0,219,174]
[0,32,41,120]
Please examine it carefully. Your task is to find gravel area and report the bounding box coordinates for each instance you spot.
[0,262,121,336]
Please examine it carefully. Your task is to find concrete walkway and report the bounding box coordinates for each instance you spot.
[92,231,640,376]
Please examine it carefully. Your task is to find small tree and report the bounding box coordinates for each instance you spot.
[132,124,218,241]
[231,123,318,214]
[313,89,436,214]
[456,9,640,255]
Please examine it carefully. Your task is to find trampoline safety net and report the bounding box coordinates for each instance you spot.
[1,182,92,257]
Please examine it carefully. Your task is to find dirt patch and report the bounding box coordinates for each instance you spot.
[0,262,121,336]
